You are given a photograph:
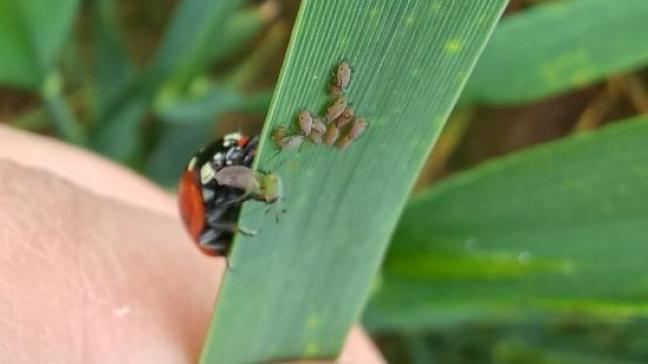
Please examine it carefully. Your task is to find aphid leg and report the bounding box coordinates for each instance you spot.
[268,149,283,162]
[264,205,287,223]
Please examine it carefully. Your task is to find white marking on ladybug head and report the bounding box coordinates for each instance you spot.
[200,163,216,184]
[187,156,198,171]
[223,132,242,147]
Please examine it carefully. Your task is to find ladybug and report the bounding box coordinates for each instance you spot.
[178,132,281,256]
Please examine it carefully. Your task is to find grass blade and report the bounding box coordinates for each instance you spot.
[199,1,508,362]
[0,0,80,88]
[90,0,135,117]
[208,6,273,64]
[91,0,244,160]
[464,0,648,105]
[155,85,271,123]
[41,73,86,145]
[369,115,648,330]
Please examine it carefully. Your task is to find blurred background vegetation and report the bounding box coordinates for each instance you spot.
[1,0,647,363]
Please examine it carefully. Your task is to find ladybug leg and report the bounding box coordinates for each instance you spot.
[212,190,254,208]
[205,205,257,236]
[206,220,258,236]
[197,229,230,254]
[242,136,259,155]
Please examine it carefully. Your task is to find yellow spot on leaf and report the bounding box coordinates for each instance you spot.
[540,49,593,88]
[306,315,320,329]
[305,342,318,356]
[571,69,590,87]
[444,39,462,54]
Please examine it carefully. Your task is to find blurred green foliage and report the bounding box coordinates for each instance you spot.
[1,0,647,363]
[369,114,648,330]
[0,0,79,88]
[464,0,648,104]
[2,0,273,180]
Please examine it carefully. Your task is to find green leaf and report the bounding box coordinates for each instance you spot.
[0,0,80,88]
[209,6,270,63]
[41,73,86,145]
[390,318,648,364]
[199,1,508,363]
[0,1,83,141]
[464,0,648,105]
[90,0,135,117]
[369,115,648,330]
[146,86,271,186]
[91,0,245,161]
[155,83,271,123]
[149,0,245,91]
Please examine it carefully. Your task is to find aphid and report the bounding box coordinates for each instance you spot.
[325,123,340,145]
[349,118,367,140]
[330,85,342,98]
[325,96,347,123]
[298,110,313,136]
[337,135,353,150]
[330,61,351,97]
[277,135,305,150]
[309,130,323,144]
[336,62,351,90]
[214,165,283,203]
[213,165,260,195]
[311,118,326,134]
[272,126,287,143]
[178,133,270,257]
[334,106,355,128]
[273,126,304,150]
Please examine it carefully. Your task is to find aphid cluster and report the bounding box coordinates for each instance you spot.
[273,61,368,151]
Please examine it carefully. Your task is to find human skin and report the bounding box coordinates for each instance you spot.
[0,126,385,364]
